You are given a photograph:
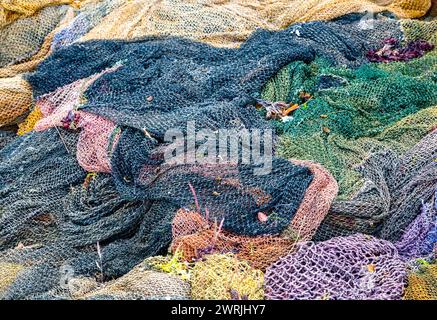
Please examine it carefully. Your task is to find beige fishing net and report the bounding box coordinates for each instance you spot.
[0,75,33,127]
[75,266,191,300]
[79,0,432,48]
[0,6,75,128]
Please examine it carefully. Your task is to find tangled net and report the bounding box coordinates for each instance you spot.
[264,234,407,300]
[0,1,435,301]
[78,0,431,48]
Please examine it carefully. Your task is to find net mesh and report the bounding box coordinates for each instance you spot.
[190,253,264,300]
[78,0,431,48]
[404,263,437,300]
[264,234,407,300]
[0,2,435,301]
[0,0,76,28]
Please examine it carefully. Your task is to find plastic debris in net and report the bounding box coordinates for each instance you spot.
[404,263,437,300]
[190,254,264,300]
[264,234,407,300]
[77,0,431,48]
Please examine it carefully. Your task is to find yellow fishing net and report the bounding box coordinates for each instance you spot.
[79,0,431,47]
[0,0,79,28]
[17,105,43,135]
[0,7,75,128]
[404,264,437,300]
[0,263,24,295]
[190,254,264,300]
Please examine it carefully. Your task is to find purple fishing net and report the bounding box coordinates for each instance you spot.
[264,234,407,300]
[395,190,437,260]
[366,38,434,63]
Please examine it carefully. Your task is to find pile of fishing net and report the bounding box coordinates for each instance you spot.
[261,18,437,242]
[0,0,436,301]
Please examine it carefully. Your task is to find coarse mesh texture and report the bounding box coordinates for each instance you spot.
[281,160,338,241]
[262,47,437,241]
[404,264,437,300]
[0,5,68,68]
[170,209,296,271]
[73,266,191,300]
[395,192,436,260]
[190,254,264,300]
[0,0,76,28]
[0,75,33,127]
[401,19,437,45]
[78,0,430,48]
[314,130,437,242]
[264,234,407,300]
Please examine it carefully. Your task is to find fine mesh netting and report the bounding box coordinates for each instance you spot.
[78,0,431,48]
[0,0,436,301]
[0,0,76,28]
[0,75,32,127]
[0,5,75,129]
[264,234,407,300]
[0,5,68,68]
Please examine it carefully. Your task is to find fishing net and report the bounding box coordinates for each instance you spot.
[0,5,68,68]
[264,234,407,300]
[0,6,75,128]
[0,2,435,300]
[26,14,400,237]
[190,253,264,300]
[170,209,296,271]
[0,75,32,127]
[74,266,191,300]
[78,0,431,48]
[404,263,437,300]
[170,160,337,270]
[0,0,76,29]
[51,0,124,50]
[395,191,436,260]
[261,31,437,241]
[0,129,16,150]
